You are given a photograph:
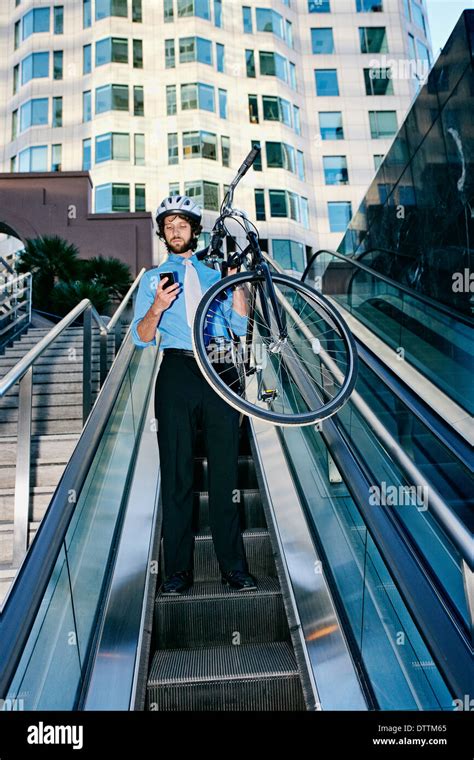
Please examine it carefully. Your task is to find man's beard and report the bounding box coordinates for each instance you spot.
[166,234,193,254]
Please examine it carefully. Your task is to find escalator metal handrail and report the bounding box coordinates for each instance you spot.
[301,248,473,327]
[264,251,473,572]
[0,331,137,698]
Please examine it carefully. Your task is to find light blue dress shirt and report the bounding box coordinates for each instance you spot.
[131,251,248,350]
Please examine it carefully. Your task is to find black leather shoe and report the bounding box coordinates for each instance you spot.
[221,569,257,591]
[160,570,193,595]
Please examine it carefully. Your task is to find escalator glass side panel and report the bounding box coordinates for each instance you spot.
[4,344,157,709]
[306,253,474,413]
[279,423,454,710]
[335,359,473,631]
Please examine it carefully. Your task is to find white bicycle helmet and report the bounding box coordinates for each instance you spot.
[155,195,202,226]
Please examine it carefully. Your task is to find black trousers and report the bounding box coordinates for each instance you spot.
[154,352,248,578]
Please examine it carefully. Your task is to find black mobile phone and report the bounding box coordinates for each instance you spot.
[160,272,176,289]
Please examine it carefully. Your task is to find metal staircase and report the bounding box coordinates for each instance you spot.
[147,422,307,711]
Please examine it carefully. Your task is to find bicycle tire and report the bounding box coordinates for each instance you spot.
[192,271,358,427]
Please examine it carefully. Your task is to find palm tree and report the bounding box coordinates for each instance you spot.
[79,256,132,301]
[50,281,110,317]
[16,235,80,310]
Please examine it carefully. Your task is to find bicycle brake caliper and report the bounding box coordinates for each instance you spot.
[256,367,279,403]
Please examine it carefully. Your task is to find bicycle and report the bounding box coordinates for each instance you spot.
[191,145,358,427]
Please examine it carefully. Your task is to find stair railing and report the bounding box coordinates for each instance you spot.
[0,273,33,354]
[0,268,145,566]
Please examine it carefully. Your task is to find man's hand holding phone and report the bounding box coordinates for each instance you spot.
[152,273,180,316]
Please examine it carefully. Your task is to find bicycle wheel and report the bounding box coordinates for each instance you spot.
[192,271,358,427]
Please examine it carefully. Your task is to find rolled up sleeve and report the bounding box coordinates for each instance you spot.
[218,286,248,337]
[131,274,157,348]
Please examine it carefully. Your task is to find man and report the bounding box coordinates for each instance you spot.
[131,195,257,594]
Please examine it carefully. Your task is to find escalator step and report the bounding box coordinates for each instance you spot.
[193,528,276,581]
[155,577,288,649]
[147,640,306,711]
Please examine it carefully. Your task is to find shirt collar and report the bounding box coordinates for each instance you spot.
[166,252,197,264]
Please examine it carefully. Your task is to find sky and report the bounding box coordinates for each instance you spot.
[425,0,474,57]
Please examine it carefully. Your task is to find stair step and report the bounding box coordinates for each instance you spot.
[155,576,288,649]
[0,486,54,522]
[194,489,265,531]
[0,521,39,564]
[0,462,68,489]
[147,641,306,711]
[0,434,78,465]
[0,393,87,409]
[1,382,101,398]
[193,528,276,581]
[0,404,86,422]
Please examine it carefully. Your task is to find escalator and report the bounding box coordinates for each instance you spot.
[0,290,472,711]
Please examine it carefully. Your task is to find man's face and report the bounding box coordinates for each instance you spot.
[163,214,193,254]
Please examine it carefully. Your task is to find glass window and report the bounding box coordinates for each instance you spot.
[54,6,64,34]
[166,85,177,115]
[83,0,92,27]
[53,51,63,80]
[83,90,92,122]
[416,40,431,66]
[315,68,339,95]
[248,94,259,123]
[135,184,146,211]
[221,135,230,167]
[20,98,49,131]
[216,43,224,72]
[408,33,416,62]
[52,96,62,127]
[96,132,130,162]
[356,0,383,11]
[96,184,130,213]
[374,154,384,171]
[319,111,344,139]
[83,44,92,74]
[285,20,293,48]
[185,180,220,211]
[293,105,301,135]
[251,140,262,170]
[133,39,143,68]
[179,37,213,65]
[83,138,92,170]
[364,67,394,95]
[328,201,352,231]
[96,0,128,20]
[21,52,49,85]
[255,189,265,220]
[256,9,284,40]
[289,61,296,90]
[323,155,348,184]
[132,0,143,22]
[308,0,330,11]
[181,83,215,111]
[14,20,21,50]
[403,0,410,20]
[96,84,129,114]
[51,144,62,172]
[246,49,256,77]
[178,0,211,20]
[134,85,144,116]
[22,8,50,40]
[168,132,178,164]
[412,3,426,34]
[165,39,175,68]
[243,6,252,33]
[218,88,227,118]
[134,133,145,165]
[12,109,18,140]
[169,183,180,196]
[359,27,388,53]
[311,28,334,54]
[18,145,48,172]
[260,51,287,82]
[297,150,305,181]
[214,0,222,27]
[183,130,218,160]
[369,110,398,138]
[13,64,19,94]
[272,240,305,272]
[96,37,128,66]
[269,190,287,217]
[164,0,173,21]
